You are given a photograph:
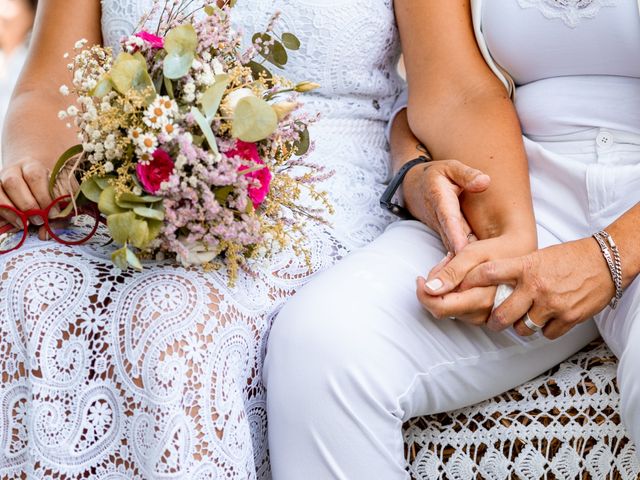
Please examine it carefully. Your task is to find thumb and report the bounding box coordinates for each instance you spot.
[445,161,490,193]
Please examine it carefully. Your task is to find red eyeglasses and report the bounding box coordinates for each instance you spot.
[0,195,105,254]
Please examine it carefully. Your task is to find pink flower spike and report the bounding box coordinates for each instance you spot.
[135,31,165,49]
[137,149,175,194]
[227,141,272,208]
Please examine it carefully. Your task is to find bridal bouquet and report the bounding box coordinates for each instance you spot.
[54,0,331,282]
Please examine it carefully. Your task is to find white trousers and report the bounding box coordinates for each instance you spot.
[264,129,640,479]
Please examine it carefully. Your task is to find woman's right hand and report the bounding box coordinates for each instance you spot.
[403,159,491,253]
[0,158,60,240]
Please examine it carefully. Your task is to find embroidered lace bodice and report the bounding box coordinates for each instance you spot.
[0,1,401,479]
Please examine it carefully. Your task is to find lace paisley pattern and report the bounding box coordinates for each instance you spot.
[517,0,618,27]
[0,1,402,478]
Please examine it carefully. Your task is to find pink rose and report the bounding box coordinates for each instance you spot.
[136,149,175,194]
[227,141,272,208]
[135,31,165,49]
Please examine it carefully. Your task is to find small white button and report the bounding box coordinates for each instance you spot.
[596,131,613,148]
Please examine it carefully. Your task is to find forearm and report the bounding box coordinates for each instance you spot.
[604,202,640,288]
[408,86,536,246]
[2,88,78,169]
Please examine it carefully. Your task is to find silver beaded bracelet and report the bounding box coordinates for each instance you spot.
[593,230,623,309]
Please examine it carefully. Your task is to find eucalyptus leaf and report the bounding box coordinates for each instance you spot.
[91,76,113,97]
[163,24,198,79]
[129,218,150,249]
[281,33,301,50]
[146,219,163,244]
[107,211,137,244]
[119,192,163,203]
[163,76,175,99]
[111,52,155,100]
[111,246,129,270]
[232,96,278,142]
[271,41,288,66]
[294,127,310,155]
[133,206,165,221]
[247,61,273,84]
[49,144,83,198]
[99,187,126,215]
[94,177,113,190]
[200,74,230,120]
[191,107,219,156]
[79,177,103,203]
[126,248,143,270]
[214,186,233,204]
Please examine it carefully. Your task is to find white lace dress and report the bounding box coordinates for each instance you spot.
[0,1,402,478]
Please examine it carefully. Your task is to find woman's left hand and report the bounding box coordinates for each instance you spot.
[461,238,615,339]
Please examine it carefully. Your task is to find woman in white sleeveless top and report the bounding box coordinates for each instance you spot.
[266,1,640,477]
[0,0,404,477]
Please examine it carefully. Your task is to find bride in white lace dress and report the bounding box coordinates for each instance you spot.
[0,0,401,477]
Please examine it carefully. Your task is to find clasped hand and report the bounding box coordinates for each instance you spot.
[409,159,614,339]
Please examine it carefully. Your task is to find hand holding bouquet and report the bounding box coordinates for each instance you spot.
[54,0,331,283]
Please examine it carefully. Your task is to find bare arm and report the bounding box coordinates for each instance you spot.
[0,0,101,231]
[394,0,536,247]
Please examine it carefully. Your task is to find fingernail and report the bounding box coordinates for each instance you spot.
[32,218,43,226]
[425,278,444,292]
[44,231,51,241]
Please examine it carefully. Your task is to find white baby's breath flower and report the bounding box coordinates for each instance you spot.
[57,110,68,120]
[66,105,79,116]
[59,85,70,96]
[91,129,101,141]
[63,52,69,59]
[104,161,114,173]
[211,58,225,75]
[74,38,88,49]
[191,59,203,70]
[132,186,143,196]
[82,142,95,152]
[175,154,187,170]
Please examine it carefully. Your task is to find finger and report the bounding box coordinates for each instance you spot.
[0,187,22,228]
[541,318,574,340]
[512,307,552,337]
[428,251,454,278]
[424,246,488,295]
[37,225,51,241]
[417,280,495,324]
[437,204,472,254]
[487,286,532,331]
[0,170,42,225]
[443,160,491,193]
[21,163,53,211]
[461,257,524,290]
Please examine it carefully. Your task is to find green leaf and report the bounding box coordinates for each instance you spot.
[79,177,103,203]
[146,219,163,244]
[49,144,83,198]
[133,206,165,221]
[110,52,155,101]
[163,76,175,99]
[107,211,136,244]
[163,24,198,79]
[129,218,150,249]
[232,96,278,142]
[111,246,129,270]
[293,126,310,155]
[200,74,230,120]
[91,75,113,97]
[126,248,143,270]
[246,61,273,84]
[281,33,301,50]
[99,186,126,215]
[214,186,233,204]
[118,191,163,204]
[191,106,219,156]
[271,41,288,66]
[94,177,113,189]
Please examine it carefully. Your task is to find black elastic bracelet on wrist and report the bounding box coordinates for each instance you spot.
[380,156,430,219]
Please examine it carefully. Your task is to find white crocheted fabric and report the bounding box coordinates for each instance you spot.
[0,1,402,478]
[517,0,618,27]
[404,340,640,479]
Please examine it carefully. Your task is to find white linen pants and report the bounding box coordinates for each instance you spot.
[264,129,640,479]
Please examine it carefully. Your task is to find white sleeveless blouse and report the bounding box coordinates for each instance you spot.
[476,0,640,136]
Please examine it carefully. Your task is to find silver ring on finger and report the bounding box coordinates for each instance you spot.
[523,312,544,333]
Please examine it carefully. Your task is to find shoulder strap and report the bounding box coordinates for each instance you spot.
[470,0,515,98]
